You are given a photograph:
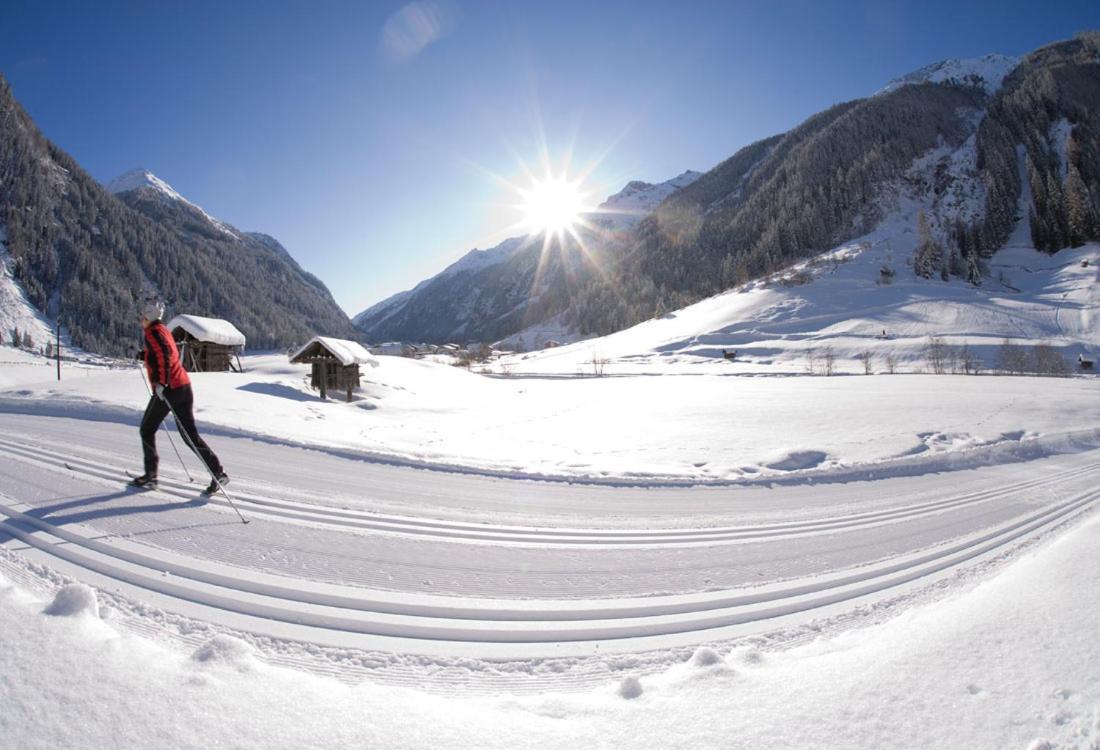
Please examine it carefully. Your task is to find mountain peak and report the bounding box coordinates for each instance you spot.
[594,170,703,229]
[106,168,239,239]
[877,53,1021,96]
[106,168,188,201]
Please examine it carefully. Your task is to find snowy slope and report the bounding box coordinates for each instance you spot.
[503,236,1098,376]
[0,235,55,355]
[876,53,1021,96]
[504,126,1099,376]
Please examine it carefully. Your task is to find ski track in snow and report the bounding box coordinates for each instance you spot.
[1,411,1097,691]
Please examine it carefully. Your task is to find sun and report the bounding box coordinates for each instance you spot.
[519,176,587,236]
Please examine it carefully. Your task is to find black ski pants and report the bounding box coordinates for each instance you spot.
[140,384,223,478]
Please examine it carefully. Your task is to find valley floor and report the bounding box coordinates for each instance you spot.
[0,349,1097,748]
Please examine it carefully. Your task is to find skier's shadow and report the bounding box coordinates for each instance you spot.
[19,490,211,528]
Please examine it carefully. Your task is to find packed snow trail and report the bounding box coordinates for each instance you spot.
[1,406,1097,677]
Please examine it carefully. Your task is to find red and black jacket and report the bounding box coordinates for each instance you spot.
[143,321,191,389]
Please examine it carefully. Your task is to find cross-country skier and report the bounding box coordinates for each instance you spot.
[130,300,229,495]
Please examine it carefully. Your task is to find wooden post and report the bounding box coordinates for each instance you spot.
[56,318,61,381]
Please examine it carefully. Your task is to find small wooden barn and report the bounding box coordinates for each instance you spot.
[291,337,379,402]
[166,314,246,373]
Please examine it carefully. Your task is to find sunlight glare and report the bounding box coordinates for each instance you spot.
[520,177,587,235]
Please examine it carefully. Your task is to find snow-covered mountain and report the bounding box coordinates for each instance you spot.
[591,170,703,230]
[106,168,239,239]
[876,53,1021,96]
[502,216,1100,376]
[356,32,1100,350]
[106,168,334,295]
[0,72,358,355]
[352,171,702,341]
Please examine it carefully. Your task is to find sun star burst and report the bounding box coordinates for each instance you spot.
[519,176,587,236]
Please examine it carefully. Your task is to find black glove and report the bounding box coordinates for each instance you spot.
[134,348,145,362]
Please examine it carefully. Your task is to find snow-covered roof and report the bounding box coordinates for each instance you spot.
[291,337,380,368]
[166,314,247,347]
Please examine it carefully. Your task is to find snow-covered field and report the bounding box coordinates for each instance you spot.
[1,345,1098,483]
[1,328,1099,747]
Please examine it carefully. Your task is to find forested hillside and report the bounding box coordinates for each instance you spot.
[564,34,1100,337]
[0,76,358,355]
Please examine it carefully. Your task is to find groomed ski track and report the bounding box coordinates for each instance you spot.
[1,407,1098,689]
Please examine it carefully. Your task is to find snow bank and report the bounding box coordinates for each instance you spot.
[192,634,256,667]
[618,675,644,699]
[43,583,99,618]
[688,647,722,668]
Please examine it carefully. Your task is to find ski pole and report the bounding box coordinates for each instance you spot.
[136,362,194,482]
[160,395,249,525]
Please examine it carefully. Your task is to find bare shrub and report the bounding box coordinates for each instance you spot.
[960,343,981,375]
[588,350,610,377]
[884,352,898,374]
[857,350,874,374]
[997,339,1028,375]
[925,336,948,374]
[822,346,836,376]
[805,350,818,375]
[1030,342,1070,377]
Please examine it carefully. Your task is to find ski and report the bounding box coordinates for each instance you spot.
[123,470,158,491]
[122,468,249,524]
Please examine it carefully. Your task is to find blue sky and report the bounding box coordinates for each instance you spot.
[2,1,1097,315]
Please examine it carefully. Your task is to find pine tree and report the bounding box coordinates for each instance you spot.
[1044,172,1068,251]
[1065,164,1095,245]
[913,211,943,279]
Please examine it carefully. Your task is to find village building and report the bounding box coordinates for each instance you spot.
[290,336,379,402]
[370,342,406,356]
[166,314,246,373]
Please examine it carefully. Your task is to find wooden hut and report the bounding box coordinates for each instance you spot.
[291,337,379,402]
[166,314,246,373]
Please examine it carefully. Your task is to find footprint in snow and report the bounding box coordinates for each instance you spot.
[766,450,827,472]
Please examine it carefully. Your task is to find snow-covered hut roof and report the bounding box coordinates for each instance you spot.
[166,315,247,347]
[291,337,380,368]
